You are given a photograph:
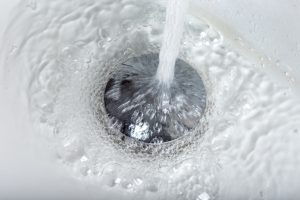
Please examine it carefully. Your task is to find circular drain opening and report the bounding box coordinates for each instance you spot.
[104,54,207,143]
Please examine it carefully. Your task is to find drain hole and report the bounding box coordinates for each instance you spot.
[104,54,207,143]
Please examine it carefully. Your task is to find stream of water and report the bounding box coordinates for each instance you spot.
[156,0,188,86]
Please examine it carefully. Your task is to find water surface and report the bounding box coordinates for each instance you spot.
[1,0,300,199]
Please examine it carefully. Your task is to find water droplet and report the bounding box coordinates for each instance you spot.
[197,192,210,200]
[133,178,143,186]
[114,178,121,184]
[80,155,88,162]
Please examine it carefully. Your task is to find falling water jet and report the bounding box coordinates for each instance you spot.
[104,0,207,143]
[156,0,189,87]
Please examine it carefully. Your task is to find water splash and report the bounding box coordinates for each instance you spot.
[104,53,207,143]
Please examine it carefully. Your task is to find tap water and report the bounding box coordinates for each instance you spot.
[156,0,188,86]
[103,0,205,143]
[104,53,206,143]
[0,0,300,199]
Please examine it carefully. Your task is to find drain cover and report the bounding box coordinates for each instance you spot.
[104,54,206,143]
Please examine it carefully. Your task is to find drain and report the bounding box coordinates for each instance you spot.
[104,54,206,143]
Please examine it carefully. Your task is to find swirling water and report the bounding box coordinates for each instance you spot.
[1,0,300,199]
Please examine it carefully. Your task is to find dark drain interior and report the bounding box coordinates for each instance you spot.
[104,54,207,143]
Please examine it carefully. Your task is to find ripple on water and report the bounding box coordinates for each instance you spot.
[1,0,300,199]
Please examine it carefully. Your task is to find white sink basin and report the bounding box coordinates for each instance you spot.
[0,1,299,199]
